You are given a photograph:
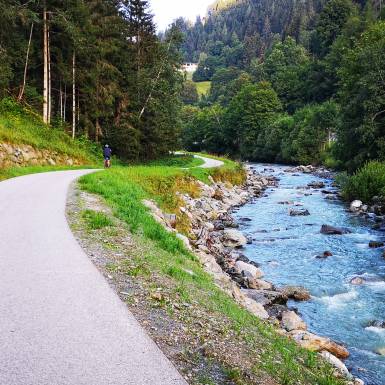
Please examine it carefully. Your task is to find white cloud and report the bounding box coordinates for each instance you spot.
[149,0,213,31]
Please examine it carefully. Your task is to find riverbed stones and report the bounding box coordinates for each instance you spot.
[289,330,350,359]
[369,240,384,248]
[289,208,310,216]
[281,311,307,331]
[244,297,269,320]
[376,347,385,356]
[308,181,325,189]
[367,320,385,328]
[320,351,351,378]
[316,251,333,259]
[243,289,287,307]
[350,277,365,285]
[235,260,263,279]
[223,229,247,248]
[321,224,352,235]
[281,286,311,301]
[350,200,363,212]
[143,164,354,380]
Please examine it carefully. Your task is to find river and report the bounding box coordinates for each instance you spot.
[233,164,385,385]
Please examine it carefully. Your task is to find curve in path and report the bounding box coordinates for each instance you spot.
[193,154,224,169]
[0,170,187,385]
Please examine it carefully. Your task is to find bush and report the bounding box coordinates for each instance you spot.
[341,161,385,202]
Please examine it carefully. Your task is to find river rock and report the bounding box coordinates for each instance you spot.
[281,286,311,301]
[267,304,288,320]
[176,233,192,250]
[244,297,269,320]
[350,277,365,285]
[350,200,363,212]
[369,241,384,248]
[320,351,351,378]
[321,225,351,235]
[235,261,263,279]
[243,289,287,307]
[281,311,307,331]
[222,229,247,248]
[289,330,350,359]
[367,320,385,328]
[308,181,325,189]
[376,347,385,356]
[316,251,333,259]
[251,279,273,290]
[289,208,310,216]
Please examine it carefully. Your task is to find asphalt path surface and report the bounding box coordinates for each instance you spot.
[0,170,187,385]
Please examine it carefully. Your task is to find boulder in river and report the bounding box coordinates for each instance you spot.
[316,251,333,259]
[369,240,384,248]
[376,347,385,356]
[222,229,247,248]
[350,277,365,285]
[289,208,310,216]
[350,200,363,212]
[281,286,311,301]
[308,181,325,189]
[367,320,385,328]
[321,225,351,235]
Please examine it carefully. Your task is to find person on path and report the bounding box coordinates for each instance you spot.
[103,144,112,168]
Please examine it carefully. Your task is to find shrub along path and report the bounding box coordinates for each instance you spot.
[0,169,187,385]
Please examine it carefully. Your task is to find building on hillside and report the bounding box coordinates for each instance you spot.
[181,63,198,74]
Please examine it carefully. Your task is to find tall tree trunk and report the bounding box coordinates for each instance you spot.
[59,81,63,121]
[47,19,51,124]
[72,52,76,139]
[18,22,34,102]
[43,8,48,123]
[64,84,67,122]
[95,118,101,143]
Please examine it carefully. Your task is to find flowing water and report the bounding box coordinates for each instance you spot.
[234,164,385,385]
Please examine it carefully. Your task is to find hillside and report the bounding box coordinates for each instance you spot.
[177,0,326,63]
[0,99,98,170]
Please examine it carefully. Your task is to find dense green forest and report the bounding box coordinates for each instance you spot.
[0,0,183,160]
[177,0,385,171]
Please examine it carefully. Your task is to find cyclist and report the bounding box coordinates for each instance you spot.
[103,144,112,168]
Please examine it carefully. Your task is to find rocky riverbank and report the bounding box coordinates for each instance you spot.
[144,165,364,385]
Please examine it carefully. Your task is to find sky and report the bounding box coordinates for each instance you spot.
[150,0,213,31]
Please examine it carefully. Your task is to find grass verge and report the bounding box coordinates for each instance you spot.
[0,98,99,163]
[78,156,347,385]
[195,81,211,97]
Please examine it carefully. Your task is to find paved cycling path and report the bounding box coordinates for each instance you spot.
[0,170,187,385]
[194,154,224,168]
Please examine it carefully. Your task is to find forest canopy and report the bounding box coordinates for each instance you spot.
[0,0,184,160]
[176,0,385,171]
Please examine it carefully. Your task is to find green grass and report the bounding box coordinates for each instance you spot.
[195,81,211,97]
[143,154,204,168]
[0,98,99,163]
[78,156,347,385]
[82,209,114,230]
